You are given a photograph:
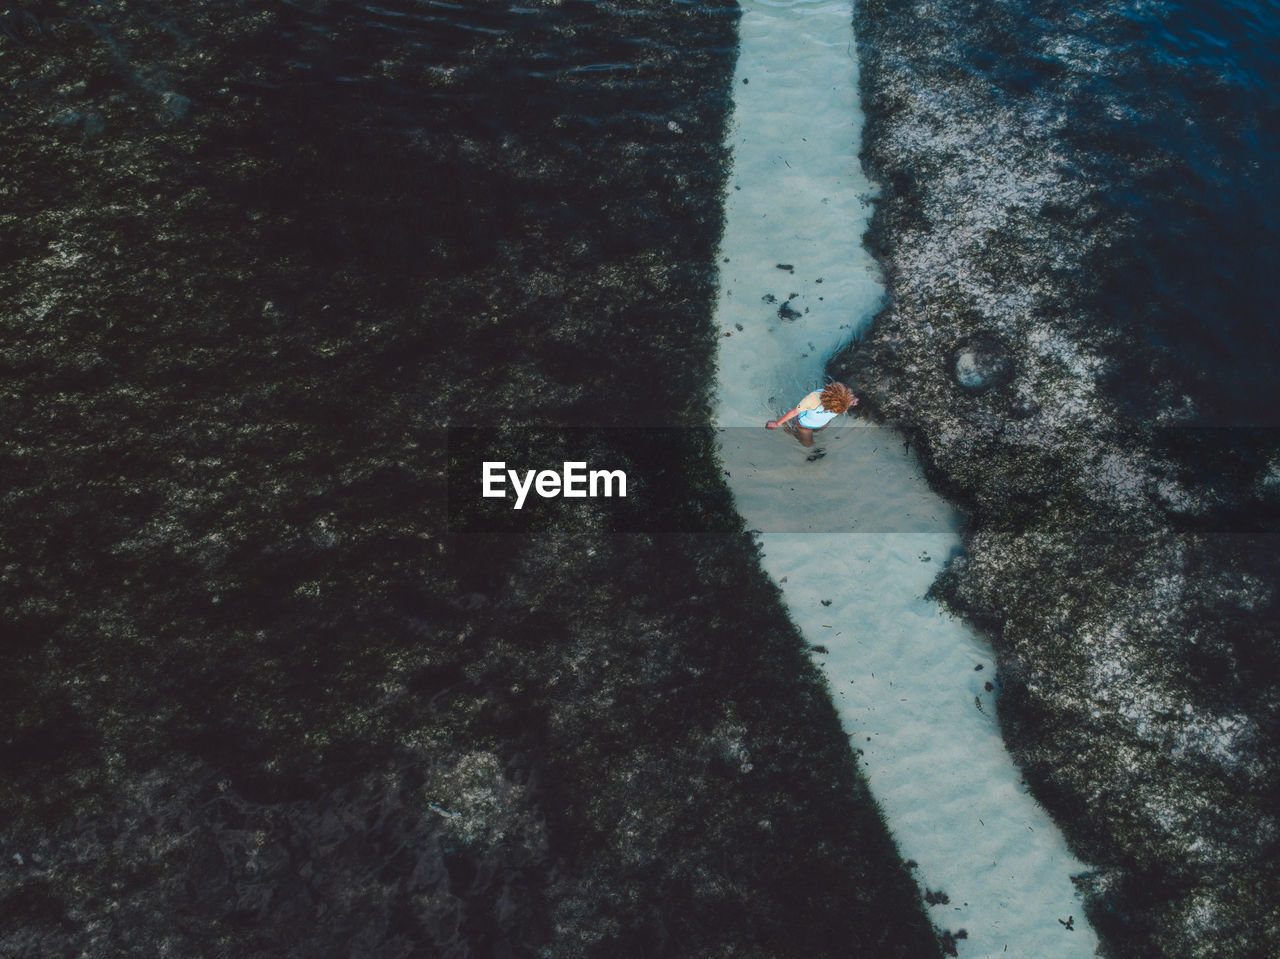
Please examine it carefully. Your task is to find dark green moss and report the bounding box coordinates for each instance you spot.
[1,1,938,956]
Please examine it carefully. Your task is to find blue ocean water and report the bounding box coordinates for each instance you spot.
[1066,0,1280,424]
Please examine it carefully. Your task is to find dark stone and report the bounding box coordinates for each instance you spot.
[160,91,191,121]
[950,334,1013,394]
[939,930,959,956]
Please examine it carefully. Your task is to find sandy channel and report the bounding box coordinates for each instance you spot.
[712,3,1101,956]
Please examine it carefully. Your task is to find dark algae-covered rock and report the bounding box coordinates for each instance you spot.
[1,1,937,956]
[841,0,1280,956]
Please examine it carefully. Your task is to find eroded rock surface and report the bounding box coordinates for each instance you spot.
[837,1,1280,955]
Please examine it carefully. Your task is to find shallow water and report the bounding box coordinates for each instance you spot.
[714,3,1101,955]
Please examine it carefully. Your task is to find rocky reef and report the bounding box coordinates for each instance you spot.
[0,1,939,956]
[837,0,1280,955]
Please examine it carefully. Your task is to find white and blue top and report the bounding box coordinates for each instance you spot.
[796,390,839,429]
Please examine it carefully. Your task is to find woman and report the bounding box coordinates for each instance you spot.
[765,381,857,447]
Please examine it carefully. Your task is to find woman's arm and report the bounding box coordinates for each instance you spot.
[765,407,802,429]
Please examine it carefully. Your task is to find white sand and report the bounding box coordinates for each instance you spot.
[713,3,1101,956]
